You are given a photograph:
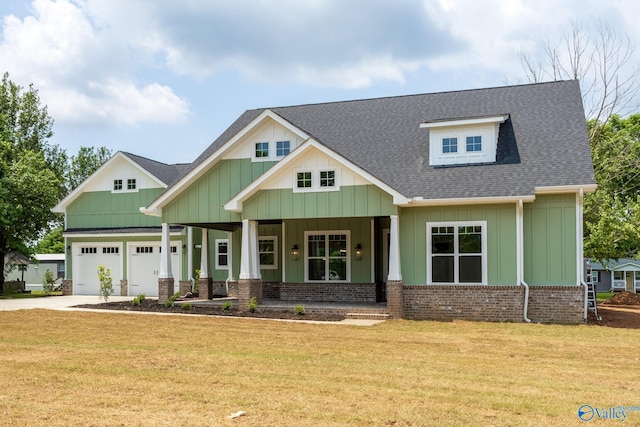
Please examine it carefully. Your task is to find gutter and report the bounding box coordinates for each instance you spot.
[517,199,532,323]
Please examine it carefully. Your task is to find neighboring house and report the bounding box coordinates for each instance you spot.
[588,259,640,293]
[55,81,596,323]
[52,152,192,297]
[23,254,66,291]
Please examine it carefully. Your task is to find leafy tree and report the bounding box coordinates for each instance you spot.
[33,226,64,254]
[66,146,113,192]
[0,72,63,291]
[584,115,640,262]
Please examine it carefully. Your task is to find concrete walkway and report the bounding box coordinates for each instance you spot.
[0,295,384,326]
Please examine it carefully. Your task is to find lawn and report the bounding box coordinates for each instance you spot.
[0,290,63,299]
[1,310,639,426]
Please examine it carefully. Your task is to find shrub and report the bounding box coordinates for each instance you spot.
[247,296,258,313]
[164,291,181,308]
[221,301,233,311]
[137,293,146,302]
[42,269,55,295]
[131,297,141,306]
[193,269,201,294]
[293,304,305,315]
[181,302,192,310]
[97,265,114,302]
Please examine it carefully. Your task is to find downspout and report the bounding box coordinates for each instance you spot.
[577,188,588,322]
[225,231,232,295]
[517,199,532,323]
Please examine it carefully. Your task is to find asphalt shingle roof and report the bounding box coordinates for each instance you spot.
[170,80,595,200]
[123,152,190,187]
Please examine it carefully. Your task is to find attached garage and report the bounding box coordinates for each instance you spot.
[72,243,123,295]
[127,242,181,297]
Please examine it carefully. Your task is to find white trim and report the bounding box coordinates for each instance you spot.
[292,167,340,193]
[535,185,597,194]
[71,241,124,292]
[143,110,309,213]
[304,230,351,283]
[224,139,410,212]
[281,223,287,283]
[258,236,278,270]
[214,238,230,270]
[420,115,509,129]
[405,195,535,207]
[63,231,182,238]
[53,152,167,213]
[426,221,488,285]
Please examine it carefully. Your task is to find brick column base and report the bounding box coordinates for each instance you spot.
[61,279,73,295]
[179,280,192,296]
[238,279,263,309]
[198,277,214,299]
[120,280,128,296]
[386,280,404,318]
[158,278,175,304]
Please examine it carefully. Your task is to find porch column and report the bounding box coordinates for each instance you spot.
[238,219,262,308]
[387,215,404,318]
[199,228,213,299]
[158,223,175,304]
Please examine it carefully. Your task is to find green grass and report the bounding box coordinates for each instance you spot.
[1,310,639,426]
[596,292,616,303]
[0,290,63,299]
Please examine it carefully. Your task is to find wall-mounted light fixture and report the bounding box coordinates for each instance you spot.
[355,243,362,260]
[291,244,299,260]
[194,244,202,249]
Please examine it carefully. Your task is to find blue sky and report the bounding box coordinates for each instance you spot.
[1,0,639,164]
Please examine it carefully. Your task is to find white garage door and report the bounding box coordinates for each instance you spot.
[128,242,181,297]
[73,244,122,295]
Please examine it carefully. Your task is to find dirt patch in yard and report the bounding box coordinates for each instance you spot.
[589,306,640,329]
[601,291,640,306]
[75,298,346,322]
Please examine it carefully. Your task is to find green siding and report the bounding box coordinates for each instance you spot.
[243,185,396,220]
[284,218,373,283]
[523,194,577,285]
[163,159,276,224]
[399,204,518,286]
[67,189,163,229]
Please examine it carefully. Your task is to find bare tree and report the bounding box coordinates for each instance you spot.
[520,21,640,140]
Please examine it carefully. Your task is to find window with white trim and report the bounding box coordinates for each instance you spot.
[258,237,277,269]
[442,137,458,153]
[427,222,487,285]
[276,140,290,157]
[113,179,123,191]
[255,142,269,158]
[215,239,229,270]
[296,171,312,188]
[305,231,349,282]
[294,169,339,192]
[591,271,600,283]
[319,170,335,187]
[127,179,137,190]
[466,136,482,152]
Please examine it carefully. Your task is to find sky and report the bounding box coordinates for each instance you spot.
[1,0,639,165]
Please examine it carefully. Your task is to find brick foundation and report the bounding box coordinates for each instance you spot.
[227,281,238,297]
[179,280,192,296]
[238,279,262,308]
[198,277,213,299]
[527,286,585,324]
[61,279,72,295]
[158,278,175,304]
[262,282,280,299]
[401,285,585,324]
[120,280,128,296]
[279,282,376,303]
[386,280,404,318]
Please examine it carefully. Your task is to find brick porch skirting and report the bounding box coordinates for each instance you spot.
[279,282,376,303]
[402,285,584,324]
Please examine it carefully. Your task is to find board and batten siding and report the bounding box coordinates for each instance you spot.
[523,194,577,286]
[242,185,397,220]
[163,159,276,224]
[66,189,163,229]
[399,204,518,286]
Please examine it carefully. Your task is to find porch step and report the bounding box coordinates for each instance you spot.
[345,312,391,320]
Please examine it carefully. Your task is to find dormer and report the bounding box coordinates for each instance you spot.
[420,114,509,167]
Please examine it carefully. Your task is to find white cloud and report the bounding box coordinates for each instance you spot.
[0,0,189,127]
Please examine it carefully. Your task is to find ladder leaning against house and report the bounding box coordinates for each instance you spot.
[585,262,599,319]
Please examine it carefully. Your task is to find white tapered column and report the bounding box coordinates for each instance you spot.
[387,215,402,281]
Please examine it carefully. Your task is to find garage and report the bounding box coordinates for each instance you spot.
[127,242,181,297]
[72,243,123,295]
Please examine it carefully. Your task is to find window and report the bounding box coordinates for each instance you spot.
[159,246,178,254]
[305,231,349,282]
[103,247,119,254]
[113,179,123,191]
[81,247,97,254]
[127,179,136,190]
[276,141,290,157]
[136,246,153,254]
[442,137,458,153]
[319,170,335,187]
[466,136,482,152]
[427,222,486,285]
[56,262,65,279]
[255,142,269,158]
[258,237,277,269]
[297,171,312,188]
[215,239,229,270]
[591,271,600,283]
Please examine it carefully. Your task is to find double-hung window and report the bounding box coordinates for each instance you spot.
[215,239,229,270]
[258,237,277,269]
[305,231,349,282]
[427,222,487,285]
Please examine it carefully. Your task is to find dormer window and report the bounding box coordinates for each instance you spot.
[113,179,123,191]
[253,140,292,161]
[421,115,508,167]
[255,142,269,158]
[276,141,290,156]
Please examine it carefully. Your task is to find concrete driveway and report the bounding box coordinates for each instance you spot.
[0,295,131,311]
